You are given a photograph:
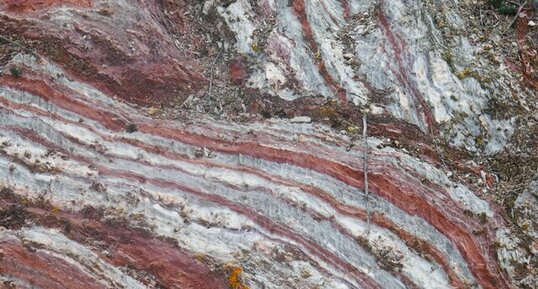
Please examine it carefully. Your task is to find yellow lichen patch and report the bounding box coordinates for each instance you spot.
[51,206,60,214]
[251,42,260,53]
[456,67,473,79]
[475,135,485,147]
[456,67,492,85]
[319,103,338,119]
[441,49,455,70]
[314,48,321,60]
[346,125,358,133]
[20,197,31,206]
[193,252,206,263]
[228,267,250,289]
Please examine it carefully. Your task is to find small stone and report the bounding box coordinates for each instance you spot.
[125,123,137,133]
[202,0,216,15]
[480,170,487,183]
[369,104,384,115]
[290,116,311,123]
[147,107,159,115]
[194,147,213,158]
[528,20,536,27]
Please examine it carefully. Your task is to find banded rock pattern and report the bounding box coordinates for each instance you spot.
[0,1,536,289]
[0,53,521,289]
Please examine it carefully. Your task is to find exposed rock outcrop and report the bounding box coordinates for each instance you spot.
[0,1,536,288]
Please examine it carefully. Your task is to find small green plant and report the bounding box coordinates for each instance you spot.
[498,5,518,15]
[488,0,519,15]
[488,0,503,8]
[9,66,22,77]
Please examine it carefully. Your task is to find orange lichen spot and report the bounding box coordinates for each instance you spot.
[193,252,206,263]
[228,267,250,289]
[250,42,260,53]
[51,206,60,214]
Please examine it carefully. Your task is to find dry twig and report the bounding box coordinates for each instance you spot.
[506,0,528,32]
[363,113,370,233]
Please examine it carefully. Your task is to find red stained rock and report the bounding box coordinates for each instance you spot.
[0,241,105,289]
[75,224,230,289]
[516,14,538,90]
[0,1,535,288]
[1,0,92,13]
[0,197,230,289]
[292,0,347,102]
[0,0,205,106]
[229,58,249,85]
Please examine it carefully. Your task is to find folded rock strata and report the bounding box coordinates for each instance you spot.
[0,1,536,289]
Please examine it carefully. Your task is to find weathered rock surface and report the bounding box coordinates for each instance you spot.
[0,1,536,289]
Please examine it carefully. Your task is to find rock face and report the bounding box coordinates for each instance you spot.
[0,1,536,289]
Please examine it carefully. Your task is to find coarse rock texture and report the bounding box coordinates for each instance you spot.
[0,1,536,289]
